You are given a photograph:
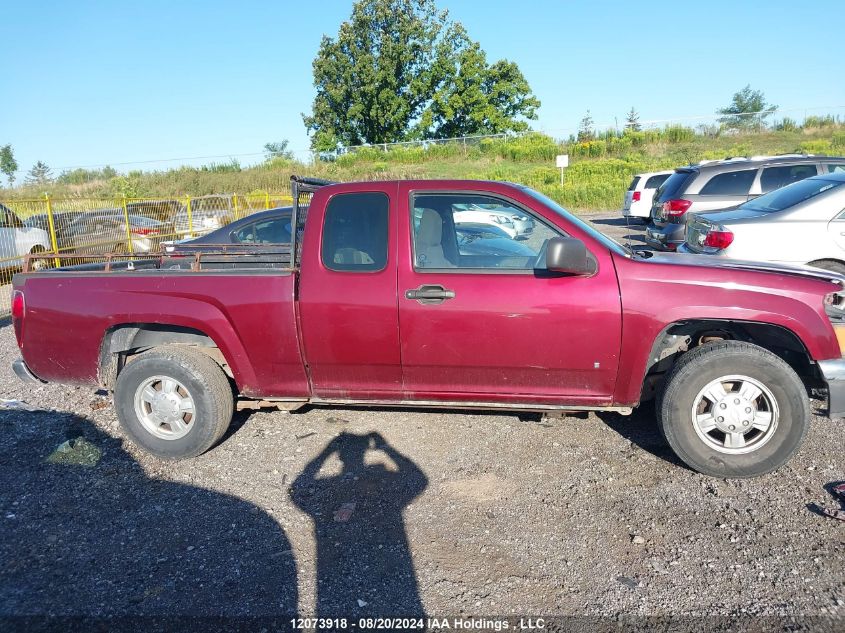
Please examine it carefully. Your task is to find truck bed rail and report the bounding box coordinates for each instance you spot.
[22,244,294,273]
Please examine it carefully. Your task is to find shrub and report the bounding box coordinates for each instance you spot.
[774,117,799,132]
[664,125,695,143]
[803,115,836,129]
[799,140,833,154]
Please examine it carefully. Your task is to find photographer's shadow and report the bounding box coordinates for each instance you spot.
[0,411,298,619]
[290,432,428,617]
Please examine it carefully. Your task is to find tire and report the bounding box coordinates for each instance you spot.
[658,341,809,478]
[28,247,53,271]
[807,259,845,275]
[114,346,234,459]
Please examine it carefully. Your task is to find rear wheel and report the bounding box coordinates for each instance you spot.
[658,341,809,478]
[807,259,845,275]
[114,346,233,459]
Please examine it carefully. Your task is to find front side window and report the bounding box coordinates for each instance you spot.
[321,192,389,272]
[760,164,819,193]
[411,193,560,271]
[699,169,757,196]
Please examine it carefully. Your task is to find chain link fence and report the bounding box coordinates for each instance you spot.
[0,191,293,315]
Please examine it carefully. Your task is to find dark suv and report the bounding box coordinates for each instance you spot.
[645,155,845,250]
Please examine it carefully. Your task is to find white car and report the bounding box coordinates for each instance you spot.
[453,204,526,239]
[622,170,673,221]
[0,204,52,271]
[679,171,845,273]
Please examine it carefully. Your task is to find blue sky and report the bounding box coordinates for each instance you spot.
[1,0,843,177]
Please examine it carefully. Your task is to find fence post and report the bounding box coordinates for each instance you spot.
[44,194,60,268]
[265,192,270,210]
[186,195,193,237]
[121,196,134,253]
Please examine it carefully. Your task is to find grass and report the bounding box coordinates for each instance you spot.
[5,122,845,212]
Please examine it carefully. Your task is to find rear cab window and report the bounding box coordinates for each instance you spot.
[699,169,757,196]
[321,192,389,272]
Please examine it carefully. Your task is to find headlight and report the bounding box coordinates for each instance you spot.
[824,291,845,354]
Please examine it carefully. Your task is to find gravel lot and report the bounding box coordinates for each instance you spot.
[0,212,843,625]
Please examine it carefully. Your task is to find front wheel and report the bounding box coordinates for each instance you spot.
[114,346,234,459]
[658,341,809,478]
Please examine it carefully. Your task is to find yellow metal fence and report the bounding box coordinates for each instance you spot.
[0,192,293,315]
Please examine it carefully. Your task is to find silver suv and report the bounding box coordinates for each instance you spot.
[645,155,845,250]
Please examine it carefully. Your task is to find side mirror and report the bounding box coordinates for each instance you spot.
[545,237,594,275]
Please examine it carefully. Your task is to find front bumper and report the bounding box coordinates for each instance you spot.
[12,358,45,384]
[645,223,685,251]
[818,359,845,418]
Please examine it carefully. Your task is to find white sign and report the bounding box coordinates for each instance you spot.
[555,154,569,168]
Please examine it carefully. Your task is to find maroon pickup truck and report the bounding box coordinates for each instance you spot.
[11,177,845,478]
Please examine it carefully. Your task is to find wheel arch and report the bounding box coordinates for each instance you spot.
[99,323,234,389]
[640,319,820,402]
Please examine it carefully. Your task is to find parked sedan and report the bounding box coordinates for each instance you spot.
[679,172,845,273]
[164,207,292,252]
[56,210,165,254]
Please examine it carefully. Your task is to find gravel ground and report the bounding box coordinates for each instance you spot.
[0,212,843,625]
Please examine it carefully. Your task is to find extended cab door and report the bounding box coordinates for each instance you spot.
[298,184,402,399]
[397,184,623,406]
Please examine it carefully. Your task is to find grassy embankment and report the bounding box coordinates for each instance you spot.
[6,121,845,212]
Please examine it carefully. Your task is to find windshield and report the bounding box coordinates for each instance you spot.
[521,187,630,256]
[741,177,844,213]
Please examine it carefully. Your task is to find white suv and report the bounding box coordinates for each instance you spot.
[622,170,673,221]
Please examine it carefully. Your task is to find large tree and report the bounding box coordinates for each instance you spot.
[0,145,17,187]
[303,0,539,150]
[417,29,540,139]
[717,85,777,130]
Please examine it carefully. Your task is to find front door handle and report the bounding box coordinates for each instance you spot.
[405,284,456,305]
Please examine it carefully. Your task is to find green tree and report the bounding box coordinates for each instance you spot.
[417,30,539,139]
[264,140,294,160]
[0,144,18,187]
[717,85,777,130]
[303,0,539,149]
[25,160,52,186]
[625,107,641,132]
[577,110,594,142]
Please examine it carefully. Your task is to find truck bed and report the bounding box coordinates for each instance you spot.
[13,256,309,398]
